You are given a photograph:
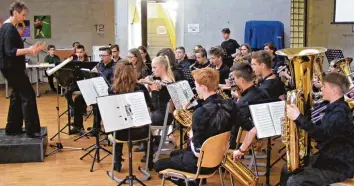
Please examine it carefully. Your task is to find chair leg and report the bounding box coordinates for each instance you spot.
[199,178,203,186]
[219,167,225,186]
[161,175,166,186]
[154,126,168,162]
[185,178,189,186]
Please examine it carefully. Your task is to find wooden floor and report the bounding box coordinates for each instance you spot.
[0,84,284,186]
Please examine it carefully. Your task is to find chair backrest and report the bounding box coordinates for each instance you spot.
[197,131,231,168]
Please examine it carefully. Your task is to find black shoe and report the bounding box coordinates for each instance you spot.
[6,130,25,136]
[27,132,43,139]
[70,127,84,135]
[89,129,98,137]
[114,163,122,172]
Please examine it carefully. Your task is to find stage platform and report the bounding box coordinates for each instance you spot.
[0,127,48,163]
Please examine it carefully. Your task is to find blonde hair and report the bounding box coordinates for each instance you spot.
[152,55,175,82]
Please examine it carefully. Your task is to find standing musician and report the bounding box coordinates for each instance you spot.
[154,68,252,185]
[110,60,153,172]
[280,72,354,186]
[221,28,240,68]
[189,48,212,71]
[209,46,230,84]
[251,50,286,100]
[70,47,115,134]
[228,62,270,152]
[0,1,45,138]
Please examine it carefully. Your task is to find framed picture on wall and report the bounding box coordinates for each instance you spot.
[34,15,51,39]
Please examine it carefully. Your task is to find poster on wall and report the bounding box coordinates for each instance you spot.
[16,20,30,37]
[34,15,51,39]
[0,18,3,29]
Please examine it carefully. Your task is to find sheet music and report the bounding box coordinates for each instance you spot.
[125,92,152,127]
[77,79,98,106]
[268,101,285,135]
[167,80,195,110]
[249,104,276,139]
[97,95,127,132]
[91,77,109,97]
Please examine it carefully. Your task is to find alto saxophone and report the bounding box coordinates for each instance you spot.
[276,47,327,171]
[221,150,260,186]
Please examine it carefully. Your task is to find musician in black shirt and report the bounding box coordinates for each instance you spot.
[251,50,286,100]
[281,72,354,186]
[190,48,212,71]
[0,1,45,138]
[221,28,240,68]
[71,47,115,134]
[209,46,230,84]
[175,46,194,88]
[264,42,285,74]
[228,63,270,154]
[154,68,252,185]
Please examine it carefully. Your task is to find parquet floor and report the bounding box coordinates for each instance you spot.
[0,84,284,186]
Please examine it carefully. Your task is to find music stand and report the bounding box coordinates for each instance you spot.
[49,61,99,140]
[325,49,344,63]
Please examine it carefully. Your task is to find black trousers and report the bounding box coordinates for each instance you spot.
[73,94,86,129]
[44,70,59,92]
[280,155,350,186]
[64,84,79,107]
[1,69,41,134]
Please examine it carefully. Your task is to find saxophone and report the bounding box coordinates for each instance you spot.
[276,47,327,171]
[221,150,260,186]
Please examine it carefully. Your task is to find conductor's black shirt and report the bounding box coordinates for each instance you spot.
[0,23,25,71]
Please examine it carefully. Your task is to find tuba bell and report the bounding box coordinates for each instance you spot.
[276,47,327,171]
[334,57,354,108]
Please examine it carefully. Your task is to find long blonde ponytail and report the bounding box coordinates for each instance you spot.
[152,56,175,82]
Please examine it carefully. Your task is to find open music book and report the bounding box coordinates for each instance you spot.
[166,80,197,110]
[249,100,285,139]
[77,77,109,106]
[97,92,152,133]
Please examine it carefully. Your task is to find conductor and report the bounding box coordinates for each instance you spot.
[0,1,45,138]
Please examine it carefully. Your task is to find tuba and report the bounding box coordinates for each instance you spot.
[276,47,327,171]
[221,150,260,186]
[334,57,354,108]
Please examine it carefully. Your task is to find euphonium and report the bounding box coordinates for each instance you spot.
[276,47,327,171]
[173,94,198,137]
[221,150,260,186]
[334,57,354,108]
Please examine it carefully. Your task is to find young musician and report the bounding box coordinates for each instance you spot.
[0,1,45,138]
[110,44,122,63]
[138,45,152,73]
[281,72,354,186]
[154,68,252,185]
[251,50,286,100]
[264,42,285,74]
[234,43,252,63]
[110,60,153,172]
[190,48,211,71]
[209,46,230,84]
[44,44,61,93]
[175,46,194,88]
[72,44,88,62]
[70,47,115,134]
[127,48,150,79]
[157,48,185,81]
[229,62,270,151]
[221,28,240,68]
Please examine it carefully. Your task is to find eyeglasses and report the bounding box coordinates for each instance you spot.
[127,56,136,59]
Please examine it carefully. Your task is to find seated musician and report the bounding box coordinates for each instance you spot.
[157,48,185,81]
[44,44,61,93]
[189,48,212,71]
[110,60,153,172]
[127,48,150,79]
[233,43,252,63]
[251,50,286,100]
[111,44,122,63]
[64,44,89,116]
[209,46,230,84]
[280,72,354,186]
[134,56,175,152]
[154,68,252,186]
[263,42,285,74]
[70,47,115,134]
[228,62,270,151]
[175,46,194,88]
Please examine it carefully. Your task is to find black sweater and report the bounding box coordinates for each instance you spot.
[0,23,25,71]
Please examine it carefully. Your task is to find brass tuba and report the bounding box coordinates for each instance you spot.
[221,150,260,186]
[334,57,354,108]
[276,47,327,171]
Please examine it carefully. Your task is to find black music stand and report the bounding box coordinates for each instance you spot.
[49,61,98,141]
[325,49,344,63]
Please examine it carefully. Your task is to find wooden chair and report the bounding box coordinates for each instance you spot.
[159,131,231,186]
[152,100,176,163]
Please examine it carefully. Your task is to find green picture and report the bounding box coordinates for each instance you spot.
[34,15,51,39]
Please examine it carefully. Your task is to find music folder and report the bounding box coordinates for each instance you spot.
[97,92,152,133]
[248,99,286,139]
[77,77,109,106]
[166,80,197,110]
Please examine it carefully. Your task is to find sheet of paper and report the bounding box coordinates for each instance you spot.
[125,92,152,127]
[91,77,109,97]
[77,79,98,106]
[249,104,276,139]
[97,95,128,132]
[167,80,195,110]
[268,101,286,135]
